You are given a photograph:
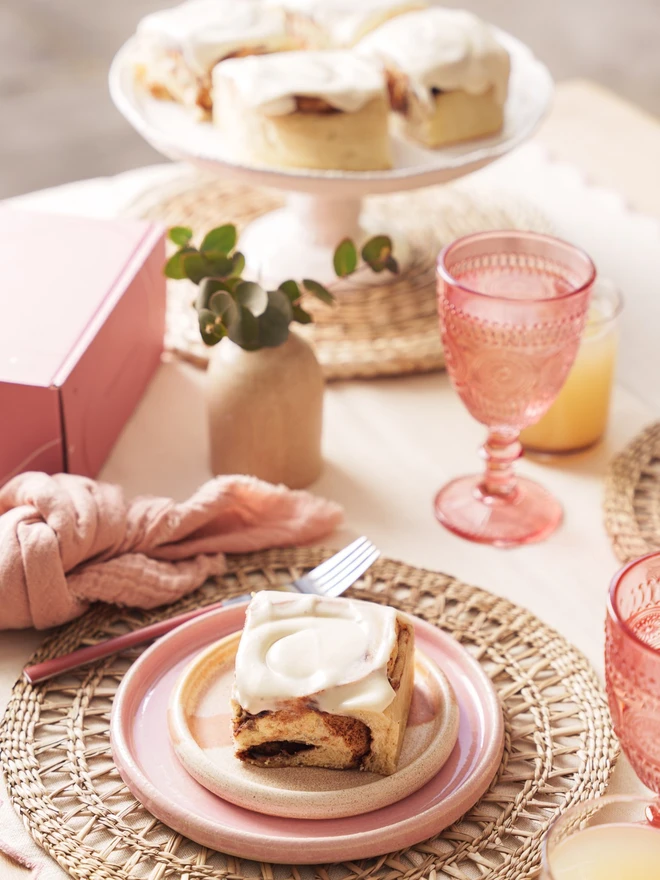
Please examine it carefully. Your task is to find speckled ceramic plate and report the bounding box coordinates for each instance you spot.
[168,629,460,820]
[110,602,503,864]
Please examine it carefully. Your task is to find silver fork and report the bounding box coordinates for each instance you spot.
[258,535,379,599]
[23,537,380,684]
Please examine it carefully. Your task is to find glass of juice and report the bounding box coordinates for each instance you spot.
[521,279,623,453]
[541,795,660,879]
[606,550,660,793]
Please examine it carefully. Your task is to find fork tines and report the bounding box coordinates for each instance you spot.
[294,536,380,597]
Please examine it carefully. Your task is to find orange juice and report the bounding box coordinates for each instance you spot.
[521,282,622,453]
[546,823,660,879]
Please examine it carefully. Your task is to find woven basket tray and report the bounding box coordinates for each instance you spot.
[605,421,660,562]
[1,550,616,880]
[128,174,553,380]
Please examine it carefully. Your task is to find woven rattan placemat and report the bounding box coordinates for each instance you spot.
[2,550,615,880]
[128,174,552,380]
[605,421,660,562]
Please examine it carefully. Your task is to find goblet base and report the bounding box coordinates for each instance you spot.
[434,474,563,548]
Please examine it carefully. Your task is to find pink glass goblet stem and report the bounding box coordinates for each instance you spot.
[479,430,522,498]
[606,551,660,794]
[435,231,595,548]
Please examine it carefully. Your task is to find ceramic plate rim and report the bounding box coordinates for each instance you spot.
[168,630,460,819]
[110,603,504,863]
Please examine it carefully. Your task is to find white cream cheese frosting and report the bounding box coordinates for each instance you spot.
[233,591,398,716]
[274,0,427,47]
[213,50,387,116]
[137,0,290,76]
[357,8,510,106]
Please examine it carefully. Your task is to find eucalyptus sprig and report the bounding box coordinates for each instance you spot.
[164,224,398,351]
[334,235,399,276]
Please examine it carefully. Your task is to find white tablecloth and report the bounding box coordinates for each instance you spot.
[1,140,658,878]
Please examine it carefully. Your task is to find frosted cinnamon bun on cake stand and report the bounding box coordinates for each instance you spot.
[212,49,398,282]
[111,13,551,287]
[212,50,392,172]
[357,8,510,147]
[133,0,293,118]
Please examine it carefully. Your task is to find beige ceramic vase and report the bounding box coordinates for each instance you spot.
[206,331,324,489]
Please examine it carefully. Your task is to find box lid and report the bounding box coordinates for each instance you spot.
[0,208,163,387]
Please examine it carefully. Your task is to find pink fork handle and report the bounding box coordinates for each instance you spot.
[23,599,232,684]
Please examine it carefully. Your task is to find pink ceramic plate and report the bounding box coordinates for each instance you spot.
[111,603,503,864]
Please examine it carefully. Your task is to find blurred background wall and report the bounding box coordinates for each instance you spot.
[2,0,659,198]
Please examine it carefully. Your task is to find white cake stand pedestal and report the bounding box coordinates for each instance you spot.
[110,31,552,284]
[241,193,365,283]
[238,192,416,285]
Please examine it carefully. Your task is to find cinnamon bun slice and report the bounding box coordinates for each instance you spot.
[133,0,294,118]
[212,50,392,170]
[230,591,415,775]
[358,8,510,148]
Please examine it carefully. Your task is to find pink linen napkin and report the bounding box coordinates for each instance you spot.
[0,471,343,630]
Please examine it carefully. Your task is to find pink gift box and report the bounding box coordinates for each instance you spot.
[0,208,166,484]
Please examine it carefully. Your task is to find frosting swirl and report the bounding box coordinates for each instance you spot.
[357,8,510,106]
[233,591,398,715]
[273,0,427,47]
[214,50,387,115]
[137,0,289,76]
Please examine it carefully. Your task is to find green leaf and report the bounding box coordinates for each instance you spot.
[256,290,293,348]
[302,278,335,305]
[204,252,234,277]
[292,304,313,324]
[222,275,241,293]
[229,251,246,278]
[168,226,193,247]
[201,329,221,346]
[196,277,231,310]
[164,249,189,279]
[208,291,239,329]
[258,317,290,348]
[333,238,358,277]
[182,251,211,284]
[228,306,260,350]
[198,308,216,335]
[200,224,237,255]
[235,281,268,316]
[198,308,226,346]
[264,288,293,321]
[279,279,301,303]
[361,235,393,271]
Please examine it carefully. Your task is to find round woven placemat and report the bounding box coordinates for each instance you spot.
[2,550,615,880]
[605,421,660,562]
[128,174,552,379]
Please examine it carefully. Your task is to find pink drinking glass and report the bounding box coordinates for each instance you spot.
[435,231,595,547]
[606,551,660,798]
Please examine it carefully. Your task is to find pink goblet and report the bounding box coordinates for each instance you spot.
[435,231,595,547]
[606,552,660,798]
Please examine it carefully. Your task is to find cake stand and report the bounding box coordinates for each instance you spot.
[109,31,553,284]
